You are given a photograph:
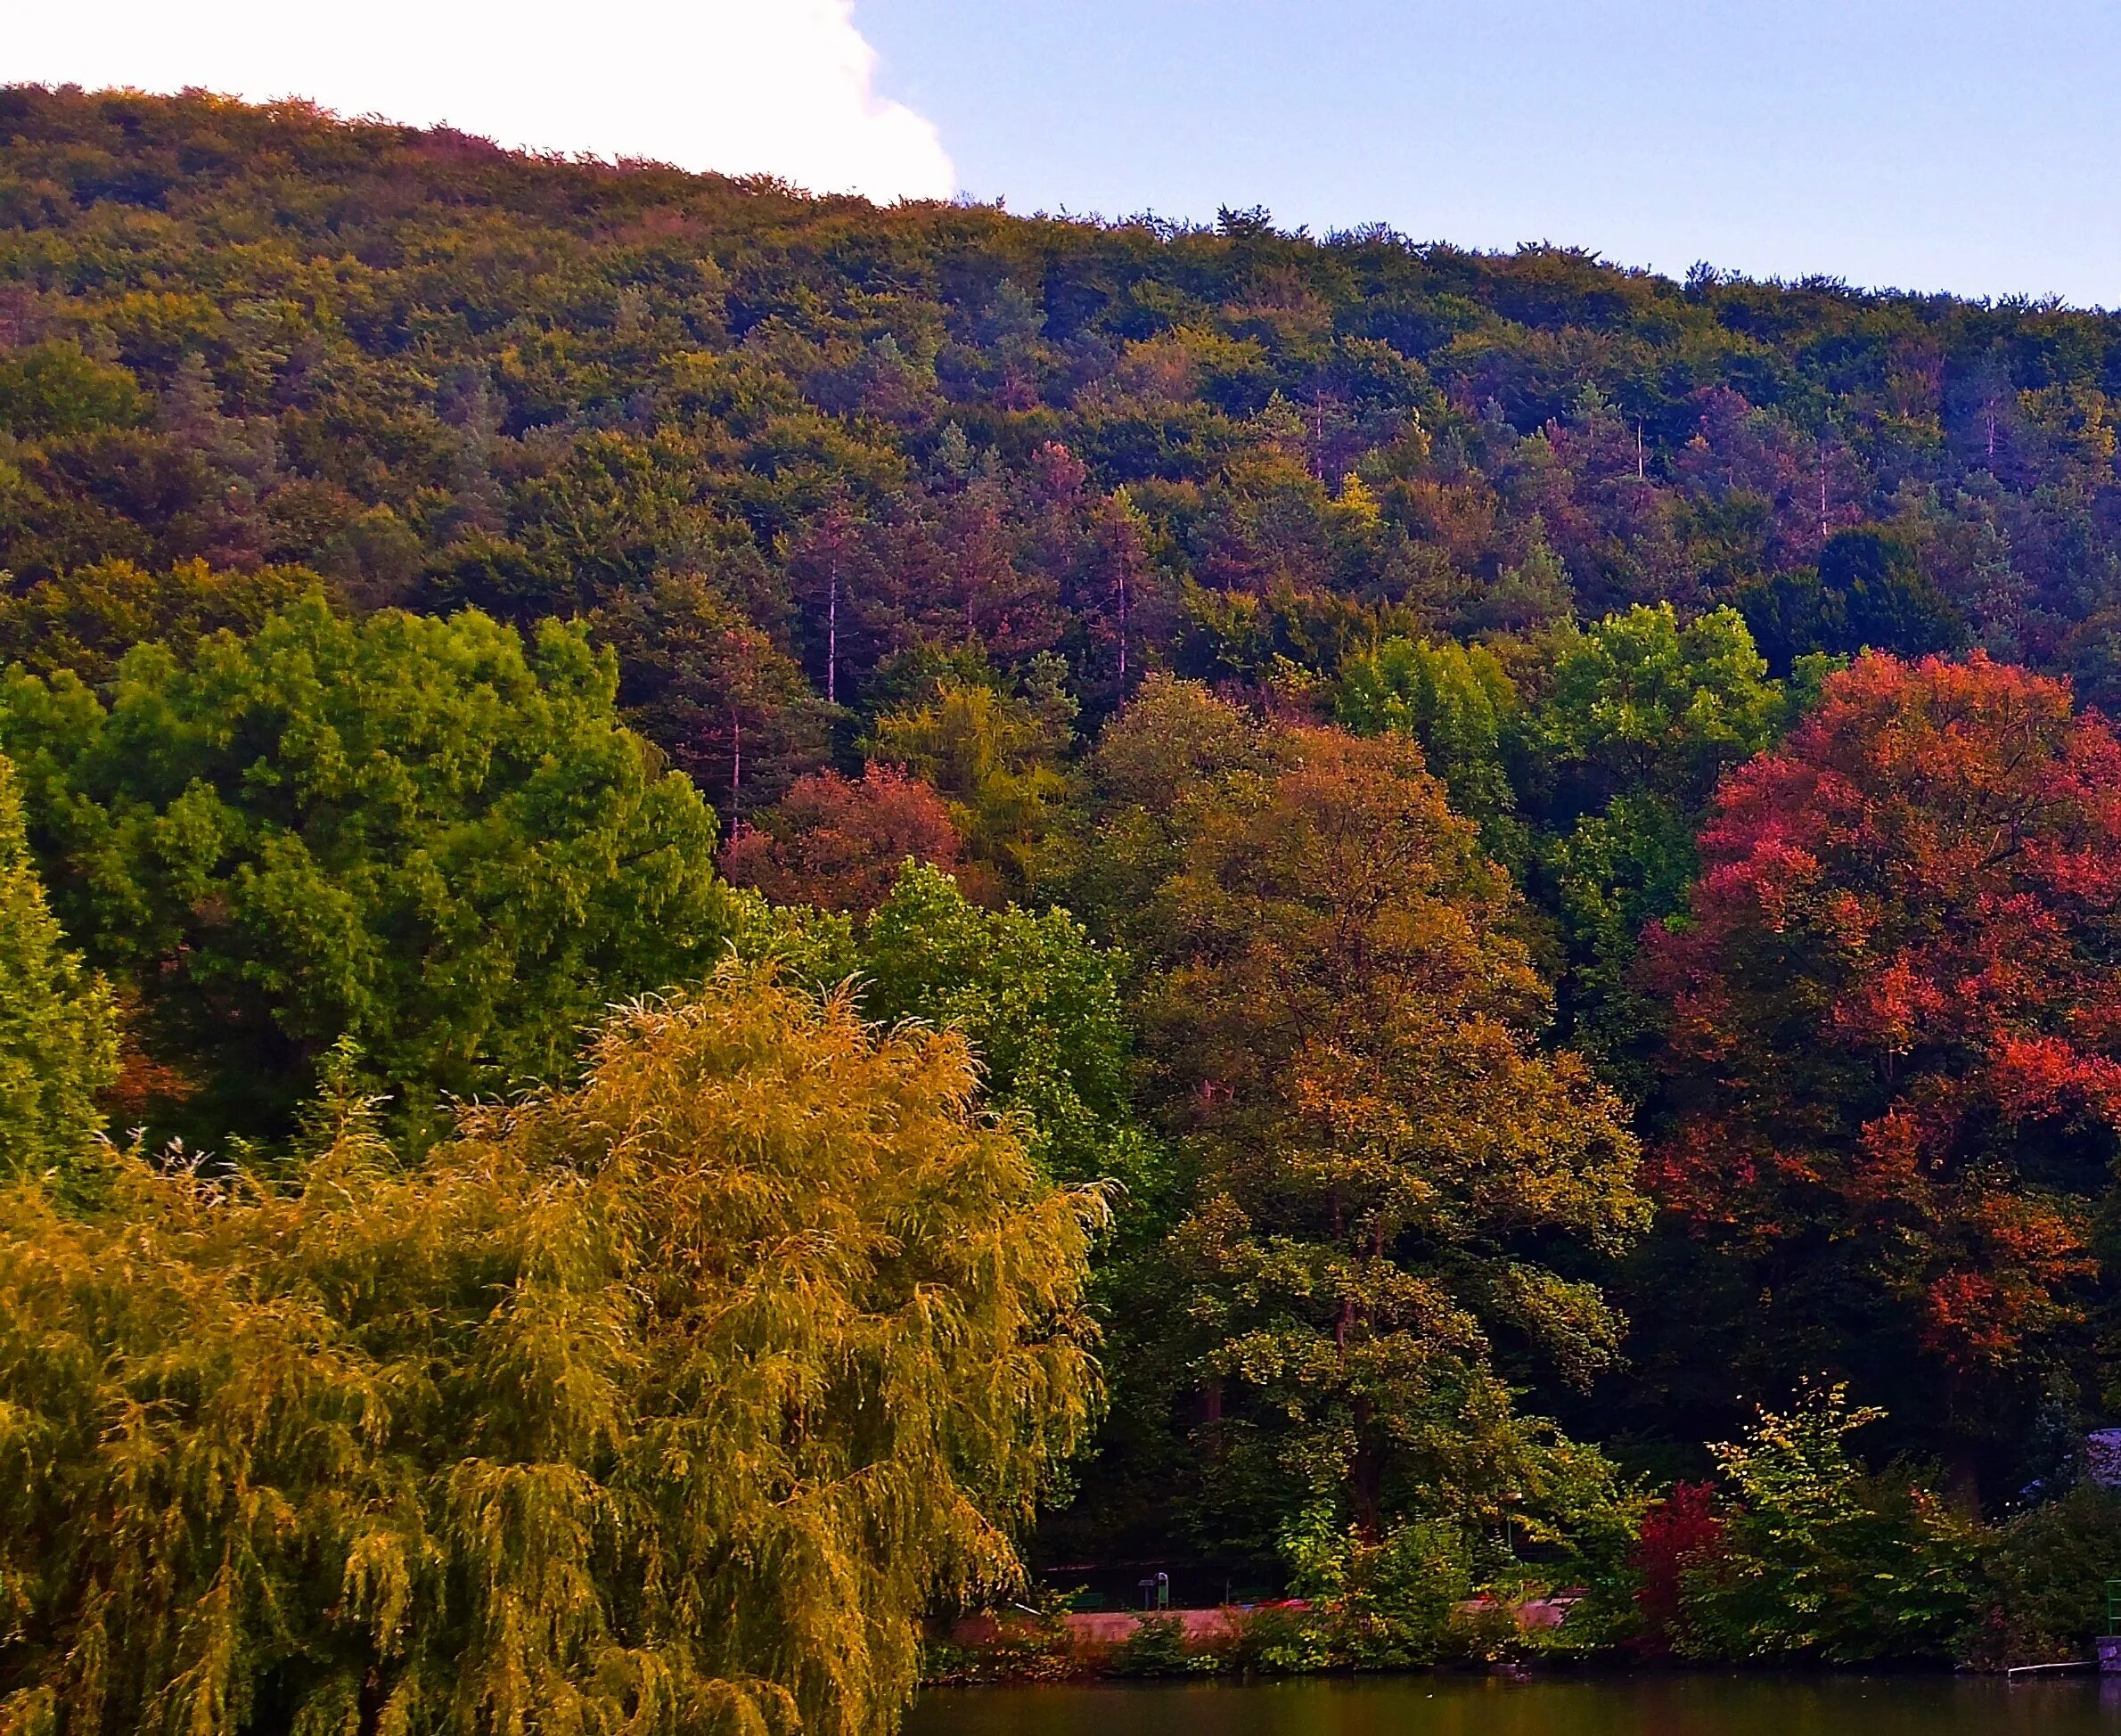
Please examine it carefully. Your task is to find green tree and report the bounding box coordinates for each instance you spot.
[0,963,1101,1735]
[1734,531,1970,675]
[0,558,317,685]
[0,597,726,1144]
[1336,634,1519,843]
[1462,517,1575,637]
[0,340,145,439]
[868,663,1077,904]
[0,751,114,1176]
[1523,603,1790,1079]
[858,861,1161,1209]
[590,569,831,819]
[1824,528,1970,661]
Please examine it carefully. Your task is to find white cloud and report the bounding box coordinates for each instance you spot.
[2,0,955,203]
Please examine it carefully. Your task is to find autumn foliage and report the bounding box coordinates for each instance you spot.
[719,763,964,914]
[0,967,1098,1733]
[1092,682,1645,1551]
[1629,1483,1724,1658]
[17,86,2121,1683]
[1647,652,2121,1415]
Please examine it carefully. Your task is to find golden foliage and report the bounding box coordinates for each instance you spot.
[0,963,1101,1735]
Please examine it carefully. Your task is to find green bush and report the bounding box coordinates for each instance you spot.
[1675,1386,1986,1663]
[1972,1483,2121,1666]
[1283,1512,1476,1668]
[1229,1604,1332,1675]
[1109,1615,1200,1677]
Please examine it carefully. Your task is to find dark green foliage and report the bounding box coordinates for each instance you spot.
[0,596,726,1143]
[1737,530,1969,674]
[1978,1483,2121,1665]
[1107,1617,1196,1677]
[0,558,316,684]
[0,85,2116,769]
[588,568,831,815]
[1733,567,1843,677]
[11,85,2121,1686]
[1822,528,1970,660]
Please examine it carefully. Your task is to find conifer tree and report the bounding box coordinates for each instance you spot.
[0,751,113,1176]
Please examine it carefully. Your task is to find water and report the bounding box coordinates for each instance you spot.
[907,1675,2121,1736]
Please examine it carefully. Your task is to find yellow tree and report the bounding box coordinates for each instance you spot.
[0,963,1101,1736]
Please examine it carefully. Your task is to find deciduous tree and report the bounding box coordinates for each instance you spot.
[1524,602,1793,1079]
[1645,652,2121,1460]
[1096,685,1646,1557]
[0,597,726,1144]
[720,763,962,915]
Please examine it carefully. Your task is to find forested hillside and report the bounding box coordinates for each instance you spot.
[6,85,2121,1720]
[5,83,2118,733]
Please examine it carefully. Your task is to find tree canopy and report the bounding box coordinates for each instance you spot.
[11,83,2121,1685]
[0,597,726,1142]
[1645,652,2121,1457]
[1092,684,1646,1558]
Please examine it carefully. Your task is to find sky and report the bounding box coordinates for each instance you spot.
[7,1,2120,305]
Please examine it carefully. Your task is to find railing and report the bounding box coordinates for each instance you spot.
[2003,1659,2092,1681]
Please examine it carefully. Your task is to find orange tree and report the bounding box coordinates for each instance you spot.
[1088,678,1646,1572]
[1642,651,2121,1471]
[719,763,963,915]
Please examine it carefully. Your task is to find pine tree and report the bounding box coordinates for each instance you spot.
[0,751,114,1176]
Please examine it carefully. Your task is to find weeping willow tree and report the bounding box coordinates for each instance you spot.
[0,962,1101,1736]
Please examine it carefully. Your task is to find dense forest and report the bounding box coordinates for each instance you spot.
[7,82,2121,1728]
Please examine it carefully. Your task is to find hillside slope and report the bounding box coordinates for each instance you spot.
[4,85,2119,814]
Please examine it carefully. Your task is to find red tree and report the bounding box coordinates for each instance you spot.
[1645,652,2121,1439]
[1629,1483,1724,1658]
[719,763,962,915]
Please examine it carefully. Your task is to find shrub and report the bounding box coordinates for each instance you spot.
[1675,1386,1986,1663]
[1973,1482,2121,1666]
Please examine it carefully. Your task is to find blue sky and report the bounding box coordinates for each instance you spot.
[863,0,2121,305]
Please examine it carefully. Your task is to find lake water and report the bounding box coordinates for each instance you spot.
[907,1675,2121,1736]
